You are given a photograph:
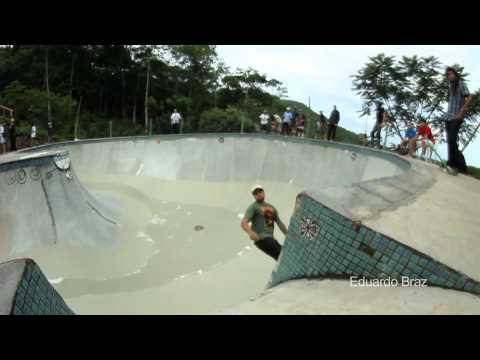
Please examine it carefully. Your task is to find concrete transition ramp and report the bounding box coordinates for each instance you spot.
[0,149,119,255]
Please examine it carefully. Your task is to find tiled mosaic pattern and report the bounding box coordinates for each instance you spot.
[11,260,74,315]
[270,194,480,296]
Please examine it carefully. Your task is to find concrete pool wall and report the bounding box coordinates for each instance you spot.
[1,134,479,314]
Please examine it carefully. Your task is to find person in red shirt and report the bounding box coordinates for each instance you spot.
[416,119,435,159]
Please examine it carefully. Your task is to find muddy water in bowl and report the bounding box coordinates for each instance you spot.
[3,175,300,314]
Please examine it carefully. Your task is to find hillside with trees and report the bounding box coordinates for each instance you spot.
[0,45,361,145]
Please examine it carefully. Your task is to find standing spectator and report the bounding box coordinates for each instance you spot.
[291,107,299,135]
[295,112,305,137]
[370,102,385,147]
[8,118,17,151]
[170,109,182,134]
[327,105,340,141]
[282,107,293,136]
[259,110,270,133]
[47,119,54,143]
[31,122,37,147]
[272,114,281,133]
[444,66,475,175]
[317,111,327,140]
[0,120,6,154]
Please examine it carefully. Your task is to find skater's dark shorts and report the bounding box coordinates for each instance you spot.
[255,237,282,260]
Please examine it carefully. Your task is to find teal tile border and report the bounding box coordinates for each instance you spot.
[269,193,480,297]
[11,259,74,315]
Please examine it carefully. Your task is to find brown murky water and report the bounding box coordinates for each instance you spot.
[2,176,301,314]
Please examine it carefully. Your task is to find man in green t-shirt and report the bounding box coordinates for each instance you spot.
[240,185,288,260]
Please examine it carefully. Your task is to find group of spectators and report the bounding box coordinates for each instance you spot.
[257,105,341,141]
[0,117,50,155]
[0,117,21,154]
[2,65,473,177]
[399,119,436,159]
[367,66,475,175]
[369,102,441,159]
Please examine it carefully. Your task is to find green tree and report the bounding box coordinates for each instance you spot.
[168,45,220,131]
[198,106,253,133]
[352,53,480,147]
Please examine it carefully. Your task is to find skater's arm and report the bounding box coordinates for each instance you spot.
[241,217,259,241]
[457,95,475,120]
[241,205,259,241]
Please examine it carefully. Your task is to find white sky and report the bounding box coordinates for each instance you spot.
[217,45,480,167]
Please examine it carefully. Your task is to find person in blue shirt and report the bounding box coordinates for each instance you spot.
[281,107,293,136]
[444,66,475,174]
[400,122,417,156]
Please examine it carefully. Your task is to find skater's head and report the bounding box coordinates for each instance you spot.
[251,185,265,203]
[376,101,382,109]
[419,119,427,127]
[446,67,459,82]
[333,105,337,110]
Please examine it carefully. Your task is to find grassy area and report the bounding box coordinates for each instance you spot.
[468,165,480,180]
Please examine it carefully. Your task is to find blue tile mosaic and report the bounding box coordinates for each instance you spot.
[11,260,74,315]
[269,194,480,297]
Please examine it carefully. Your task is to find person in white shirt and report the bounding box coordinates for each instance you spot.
[30,123,37,147]
[0,121,6,154]
[170,109,182,134]
[282,107,293,136]
[259,110,270,133]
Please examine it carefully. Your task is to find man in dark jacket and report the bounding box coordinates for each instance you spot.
[8,118,17,151]
[370,102,385,147]
[47,119,54,143]
[317,111,328,140]
[327,105,340,141]
[290,107,299,135]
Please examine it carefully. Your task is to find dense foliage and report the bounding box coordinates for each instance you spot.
[0,45,362,146]
[352,53,480,148]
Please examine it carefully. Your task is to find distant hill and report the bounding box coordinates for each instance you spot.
[279,99,362,145]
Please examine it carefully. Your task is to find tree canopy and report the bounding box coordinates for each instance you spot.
[352,53,480,147]
[0,45,288,140]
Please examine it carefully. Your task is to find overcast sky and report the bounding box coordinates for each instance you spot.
[217,45,480,167]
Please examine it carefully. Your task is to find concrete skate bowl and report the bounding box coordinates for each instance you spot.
[4,133,474,315]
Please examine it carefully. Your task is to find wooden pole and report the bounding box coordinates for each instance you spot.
[45,46,52,128]
[74,96,82,140]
